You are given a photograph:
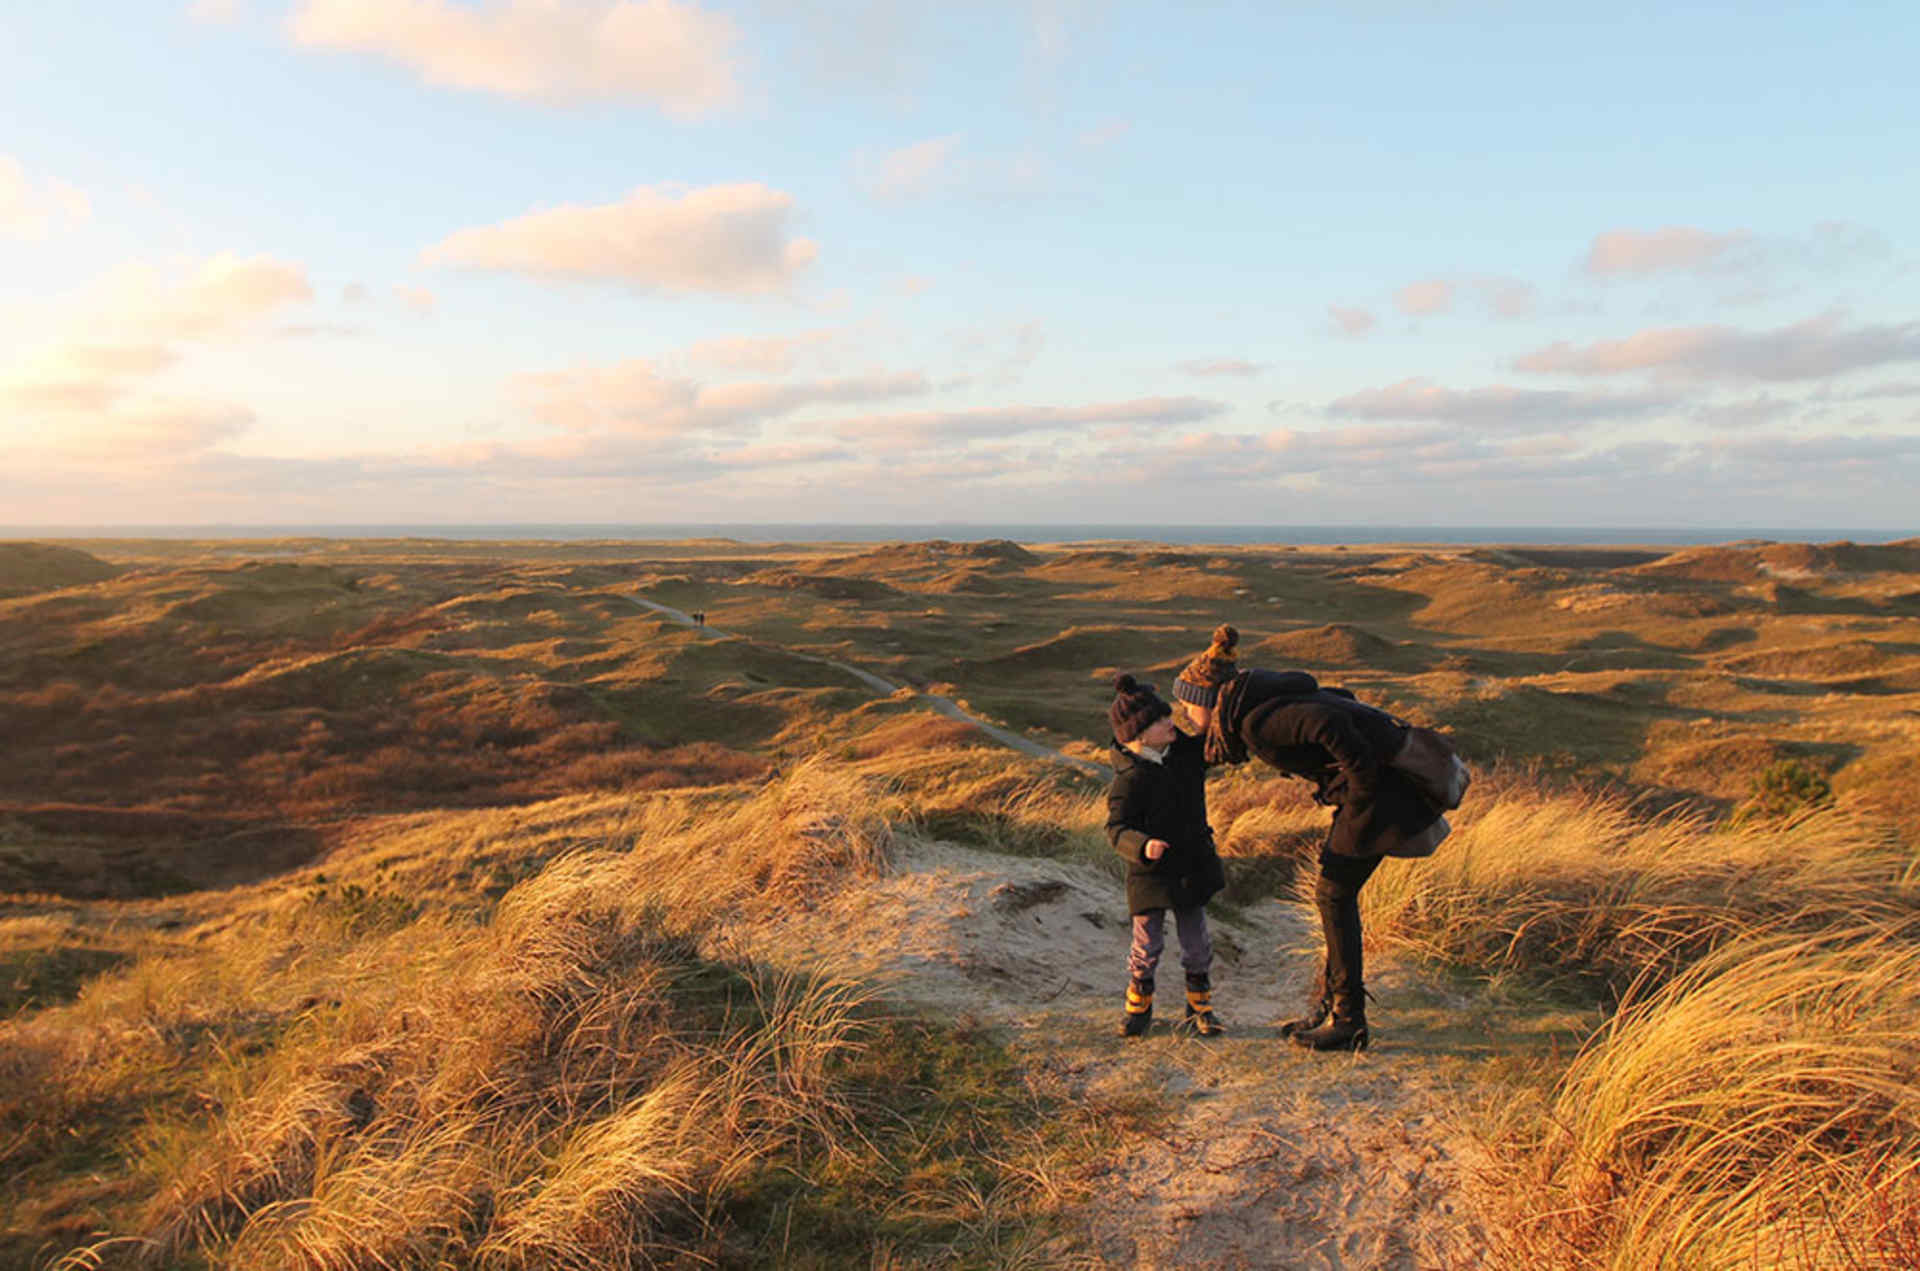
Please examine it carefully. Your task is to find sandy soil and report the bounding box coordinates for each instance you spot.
[713,839,1488,1268]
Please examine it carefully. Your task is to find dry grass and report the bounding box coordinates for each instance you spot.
[3,760,1095,1269]
[1359,768,1918,997]
[1475,921,1920,1269]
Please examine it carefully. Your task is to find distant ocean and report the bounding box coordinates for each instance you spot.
[9,524,1915,546]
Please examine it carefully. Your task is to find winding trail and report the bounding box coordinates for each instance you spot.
[622,593,1107,778]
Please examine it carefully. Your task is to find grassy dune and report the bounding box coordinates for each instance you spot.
[2,764,1106,1268]
[5,534,1919,1267]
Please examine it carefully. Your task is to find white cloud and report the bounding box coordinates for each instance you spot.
[423,183,818,295]
[1326,378,1678,428]
[12,399,254,459]
[1328,305,1375,337]
[0,155,91,240]
[393,283,436,314]
[287,0,743,116]
[519,359,928,437]
[1176,359,1266,378]
[858,134,962,201]
[1582,226,1749,277]
[1689,395,1804,429]
[1512,313,1920,382]
[680,330,839,374]
[829,396,1227,448]
[1394,279,1452,316]
[188,0,249,21]
[1474,275,1537,319]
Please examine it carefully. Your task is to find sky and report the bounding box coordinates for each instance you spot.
[3,1,1918,529]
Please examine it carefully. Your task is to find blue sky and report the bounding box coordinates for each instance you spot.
[3,1,1917,527]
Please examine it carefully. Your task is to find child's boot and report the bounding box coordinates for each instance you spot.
[1184,973,1225,1037]
[1119,978,1153,1037]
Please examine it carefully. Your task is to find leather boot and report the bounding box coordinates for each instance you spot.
[1119,978,1153,1038]
[1278,963,1330,1040]
[1183,973,1224,1037]
[1293,992,1368,1052]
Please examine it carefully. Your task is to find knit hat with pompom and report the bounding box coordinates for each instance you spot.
[1109,673,1171,743]
[1174,624,1240,708]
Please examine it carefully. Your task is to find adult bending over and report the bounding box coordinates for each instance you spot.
[1174,625,1447,1052]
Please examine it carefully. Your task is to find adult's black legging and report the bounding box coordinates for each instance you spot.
[1314,845,1383,999]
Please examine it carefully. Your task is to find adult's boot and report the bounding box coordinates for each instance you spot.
[1292,992,1368,1052]
[1119,978,1153,1038]
[1278,963,1330,1040]
[1183,972,1225,1037]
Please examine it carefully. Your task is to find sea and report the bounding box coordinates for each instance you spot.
[6,523,1914,546]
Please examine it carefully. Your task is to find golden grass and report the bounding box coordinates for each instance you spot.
[1360,770,1918,995]
[1476,921,1920,1269]
[6,758,1102,1268]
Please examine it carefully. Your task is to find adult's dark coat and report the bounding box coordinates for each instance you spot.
[1106,731,1225,914]
[1213,669,1443,859]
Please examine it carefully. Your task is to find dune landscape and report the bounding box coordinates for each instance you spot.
[2,532,1917,1268]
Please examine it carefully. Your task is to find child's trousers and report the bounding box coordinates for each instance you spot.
[1127,906,1212,983]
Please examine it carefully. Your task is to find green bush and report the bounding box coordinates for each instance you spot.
[1738,758,1833,823]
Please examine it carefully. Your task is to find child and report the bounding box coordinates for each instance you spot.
[1105,673,1226,1037]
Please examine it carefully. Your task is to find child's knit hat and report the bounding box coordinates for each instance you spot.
[1109,673,1171,743]
[1174,624,1240,709]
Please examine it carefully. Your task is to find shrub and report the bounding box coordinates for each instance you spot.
[1736,757,1834,824]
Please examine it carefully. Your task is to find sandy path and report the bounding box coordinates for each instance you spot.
[712,840,1485,1268]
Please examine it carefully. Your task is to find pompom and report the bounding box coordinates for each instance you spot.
[1210,623,1239,655]
[1112,673,1139,693]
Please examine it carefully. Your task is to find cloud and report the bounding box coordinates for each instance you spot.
[1582,226,1749,277]
[1326,378,1678,429]
[422,183,818,295]
[858,134,962,201]
[393,283,436,314]
[11,399,254,459]
[0,154,91,240]
[829,396,1227,448]
[1328,305,1375,337]
[1394,279,1452,316]
[1176,359,1266,378]
[1079,118,1131,147]
[519,360,928,437]
[287,0,742,116]
[1706,431,1920,466]
[0,254,308,467]
[188,0,248,20]
[1474,276,1537,319]
[680,330,839,374]
[57,254,313,342]
[1689,394,1804,429]
[1513,313,1920,382]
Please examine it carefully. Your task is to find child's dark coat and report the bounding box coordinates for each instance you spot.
[1105,731,1225,914]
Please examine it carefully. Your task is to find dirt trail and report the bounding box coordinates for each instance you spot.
[714,839,1485,1267]
[622,593,1106,777]
[628,591,1485,1265]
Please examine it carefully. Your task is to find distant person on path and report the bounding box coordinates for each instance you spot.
[1105,673,1227,1038]
[1174,625,1450,1053]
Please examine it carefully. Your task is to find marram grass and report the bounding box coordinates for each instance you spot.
[1478,921,1920,1269]
[1359,777,1918,996]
